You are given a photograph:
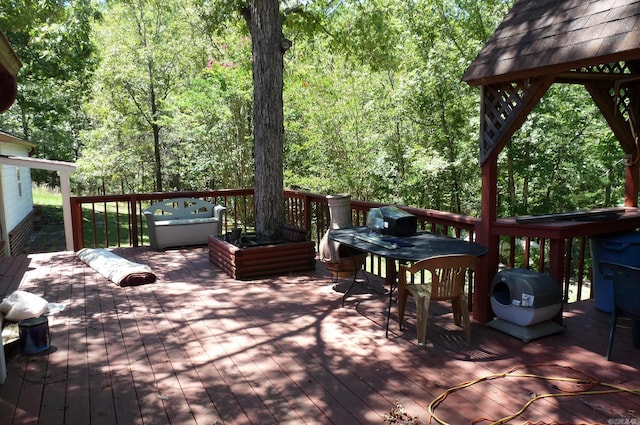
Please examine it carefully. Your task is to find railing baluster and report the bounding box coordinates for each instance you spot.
[509,236,516,268]
[563,238,573,303]
[538,238,546,272]
[103,200,109,247]
[115,201,121,247]
[577,236,587,301]
[91,203,97,248]
[130,195,139,247]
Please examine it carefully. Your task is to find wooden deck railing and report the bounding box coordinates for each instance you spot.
[70,189,601,305]
[70,189,254,250]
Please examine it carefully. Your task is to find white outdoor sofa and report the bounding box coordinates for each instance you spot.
[144,198,226,251]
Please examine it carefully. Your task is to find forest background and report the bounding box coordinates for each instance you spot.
[0,0,627,218]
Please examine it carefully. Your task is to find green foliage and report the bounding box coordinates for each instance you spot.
[0,0,99,185]
[501,84,623,216]
[281,0,512,214]
[165,35,254,190]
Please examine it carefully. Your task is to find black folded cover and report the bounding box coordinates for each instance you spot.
[380,206,417,237]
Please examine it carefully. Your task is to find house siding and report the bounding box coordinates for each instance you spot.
[0,142,33,234]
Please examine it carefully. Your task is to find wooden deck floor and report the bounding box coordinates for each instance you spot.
[0,247,639,425]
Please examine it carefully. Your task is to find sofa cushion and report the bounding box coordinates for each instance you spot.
[154,217,218,227]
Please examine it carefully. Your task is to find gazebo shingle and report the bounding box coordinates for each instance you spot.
[463,0,640,85]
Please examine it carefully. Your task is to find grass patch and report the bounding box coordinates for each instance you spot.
[33,185,62,207]
[31,185,66,252]
[32,185,64,235]
[32,185,150,249]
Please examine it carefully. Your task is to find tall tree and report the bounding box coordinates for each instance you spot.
[90,0,198,192]
[243,0,289,241]
[201,0,295,240]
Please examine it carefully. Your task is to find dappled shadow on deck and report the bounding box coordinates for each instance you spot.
[0,247,639,425]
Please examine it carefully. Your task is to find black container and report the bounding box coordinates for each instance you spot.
[380,206,417,237]
[18,316,50,354]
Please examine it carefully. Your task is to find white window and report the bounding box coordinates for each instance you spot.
[16,167,22,197]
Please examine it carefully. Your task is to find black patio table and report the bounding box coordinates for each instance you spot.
[328,226,488,336]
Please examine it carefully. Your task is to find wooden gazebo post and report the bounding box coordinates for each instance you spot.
[627,79,640,207]
[472,79,554,323]
[626,160,639,207]
[475,158,498,323]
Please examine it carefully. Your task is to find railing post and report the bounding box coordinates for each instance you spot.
[70,197,84,251]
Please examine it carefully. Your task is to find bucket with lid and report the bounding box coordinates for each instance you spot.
[18,316,50,354]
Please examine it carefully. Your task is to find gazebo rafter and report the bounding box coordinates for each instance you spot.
[479,75,556,164]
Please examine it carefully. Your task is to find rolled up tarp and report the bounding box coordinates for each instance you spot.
[77,248,157,287]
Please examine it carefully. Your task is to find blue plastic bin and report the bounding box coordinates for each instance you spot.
[590,232,640,313]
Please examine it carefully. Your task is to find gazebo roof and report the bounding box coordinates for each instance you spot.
[0,31,20,77]
[0,31,20,113]
[463,0,640,86]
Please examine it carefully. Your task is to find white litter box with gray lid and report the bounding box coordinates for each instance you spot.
[487,268,565,342]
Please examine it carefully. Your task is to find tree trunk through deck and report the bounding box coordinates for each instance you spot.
[250,0,285,242]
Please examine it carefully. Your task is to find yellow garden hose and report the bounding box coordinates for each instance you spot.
[428,364,640,425]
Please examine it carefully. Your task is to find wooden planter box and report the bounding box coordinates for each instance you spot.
[208,235,316,280]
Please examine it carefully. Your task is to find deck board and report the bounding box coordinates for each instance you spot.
[0,247,639,424]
